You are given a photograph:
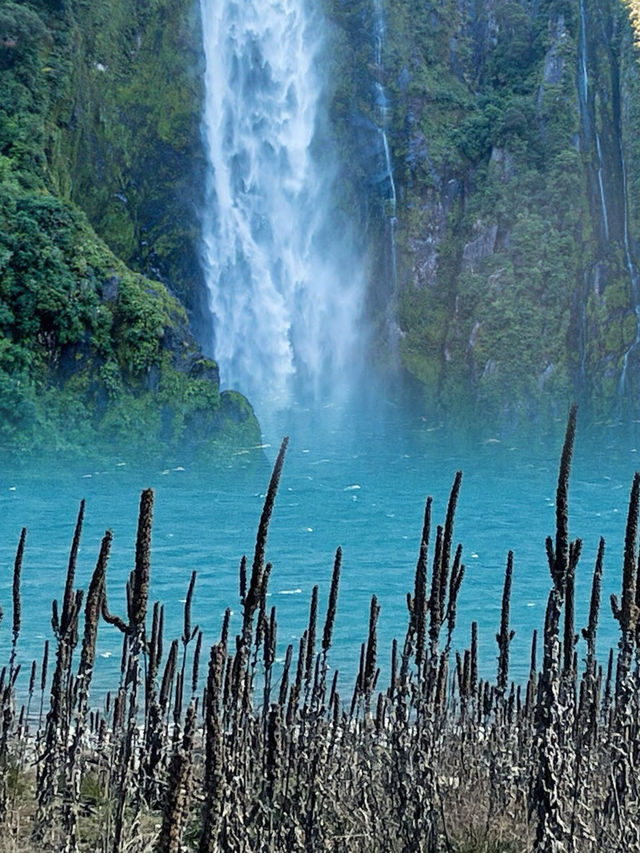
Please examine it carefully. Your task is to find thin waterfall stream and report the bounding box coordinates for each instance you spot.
[578,0,640,397]
[578,0,610,243]
[373,0,398,294]
[199,0,365,415]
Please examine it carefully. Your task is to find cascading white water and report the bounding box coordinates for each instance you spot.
[199,0,364,411]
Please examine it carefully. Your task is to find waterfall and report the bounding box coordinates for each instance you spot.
[578,0,610,243]
[372,0,398,293]
[577,0,640,399]
[199,0,364,411]
[617,128,640,395]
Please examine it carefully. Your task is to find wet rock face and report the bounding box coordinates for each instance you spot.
[542,16,568,86]
[409,193,448,290]
[0,0,260,460]
[462,223,498,273]
[55,0,208,324]
[187,357,220,386]
[333,0,640,424]
[490,147,515,181]
[100,275,120,303]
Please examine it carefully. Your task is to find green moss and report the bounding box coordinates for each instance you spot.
[42,0,208,313]
[325,0,640,423]
[0,1,259,460]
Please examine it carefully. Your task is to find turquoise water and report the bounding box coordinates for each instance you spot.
[1,404,638,701]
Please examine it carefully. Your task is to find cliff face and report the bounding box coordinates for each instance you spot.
[4,0,639,444]
[0,0,258,459]
[49,0,209,325]
[326,0,640,426]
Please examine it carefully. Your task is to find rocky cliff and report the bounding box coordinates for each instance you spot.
[325,0,640,426]
[0,0,259,460]
[4,0,640,444]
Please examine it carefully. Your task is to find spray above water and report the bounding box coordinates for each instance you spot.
[199,0,365,414]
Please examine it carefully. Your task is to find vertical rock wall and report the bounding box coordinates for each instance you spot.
[325,0,640,426]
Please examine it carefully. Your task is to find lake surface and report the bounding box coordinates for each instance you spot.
[1,401,639,704]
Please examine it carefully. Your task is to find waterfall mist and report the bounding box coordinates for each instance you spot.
[199,0,366,417]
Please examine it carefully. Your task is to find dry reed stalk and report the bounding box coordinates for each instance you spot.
[239,553,247,605]
[445,542,465,649]
[77,531,111,713]
[532,405,581,853]
[262,608,277,712]
[496,551,515,698]
[0,527,27,821]
[104,489,155,853]
[4,414,640,850]
[182,570,196,649]
[583,538,605,688]
[131,488,153,638]
[611,472,640,701]
[142,602,169,805]
[538,406,579,695]
[304,585,319,685]
[22,659,36,745]
[192,629,203,698]
[470,619,478,697]
[243,437,289,637]
[322,547,342,656]
[350,642,366,718]
[363,595,380,713]
[38,639,49,730]
[442,472,463,586]
[142,601,164,790]
[389,637,398,699]
[458,648,469,699]
[36,501,86,825]
[199,643,226,853]
[414,541,429,670]
[264,702,282,803]
[563,538,582,681]
[63,501,85,634]
[148,602,162,687]
[62,530,111,853]
[429,524,445,656]
[176,571,198,726]
[571,557,606,853]
[155,701,197,853]
[279,644,293,708]
[253,562,273,671]
[525,629,538,718]
[286,631,307,727]
[9,528,25,680]
[160,639,178,717]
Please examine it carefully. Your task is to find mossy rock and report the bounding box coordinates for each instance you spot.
[0,0,260,462]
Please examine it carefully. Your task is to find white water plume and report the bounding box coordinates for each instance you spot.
[199,0,364,411]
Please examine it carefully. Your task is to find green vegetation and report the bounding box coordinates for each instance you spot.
[0,0,259,460]
[387,0,585,422]
[325,0,640,425]
[6,0,640,447]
